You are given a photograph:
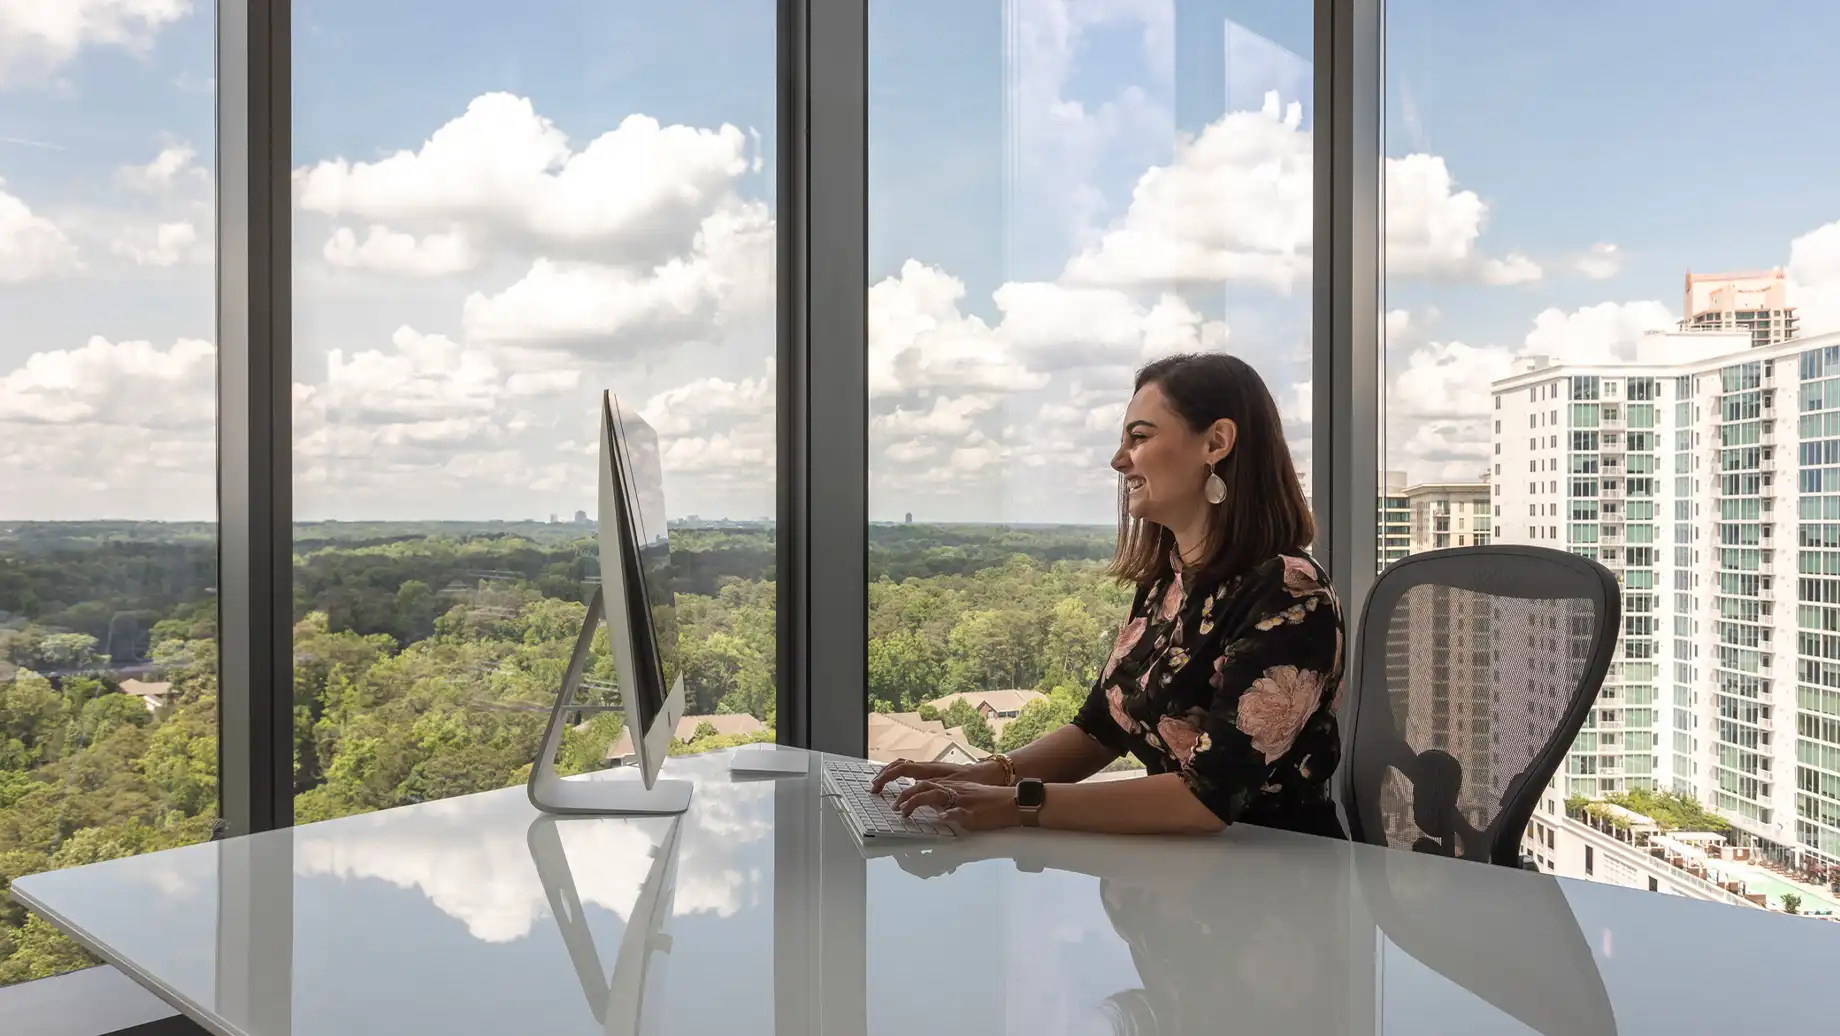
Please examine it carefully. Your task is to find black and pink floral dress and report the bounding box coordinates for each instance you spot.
[1072,551,1347,837]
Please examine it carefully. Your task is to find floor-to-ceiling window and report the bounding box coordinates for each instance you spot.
[288,0,777,823]
[864,0,1314,766]
[1383,0,1840,914]
[0,4,218,985]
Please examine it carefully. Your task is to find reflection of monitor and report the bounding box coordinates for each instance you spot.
[527,392,692,815]
[528,815,681,1036]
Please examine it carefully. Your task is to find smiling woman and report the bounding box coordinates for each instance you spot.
[863,1,1320,771]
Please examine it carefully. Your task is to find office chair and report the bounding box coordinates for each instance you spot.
[1339,545,1620,867]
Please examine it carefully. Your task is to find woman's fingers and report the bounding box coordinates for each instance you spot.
[896,782,956,816]
[870,759,922,793]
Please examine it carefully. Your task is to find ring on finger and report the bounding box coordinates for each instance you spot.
[942,787,959,808]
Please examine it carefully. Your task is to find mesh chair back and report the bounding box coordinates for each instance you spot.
[1339,546,1620,866]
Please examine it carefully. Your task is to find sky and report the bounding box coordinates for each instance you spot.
[2,0,1839,524]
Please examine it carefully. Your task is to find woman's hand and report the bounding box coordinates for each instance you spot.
[894,779,1022,832]
[869,756,1005,793]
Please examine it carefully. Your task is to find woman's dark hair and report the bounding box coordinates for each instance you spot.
[1110,352,1314,587]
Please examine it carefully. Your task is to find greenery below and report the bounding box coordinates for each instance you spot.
[0,520,1124,984]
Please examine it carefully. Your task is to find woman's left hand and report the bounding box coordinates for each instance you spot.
[893,779,1022,831]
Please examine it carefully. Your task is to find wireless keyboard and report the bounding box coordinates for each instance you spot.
[821,758,958,842]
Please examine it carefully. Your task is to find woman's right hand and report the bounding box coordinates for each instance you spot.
[869,757,989,794]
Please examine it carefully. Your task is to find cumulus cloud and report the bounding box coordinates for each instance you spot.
[1574,242,1623,280]
[1522,300,1674,363]
[1061,93,1537,293]
[1789,219,1840,338]
[638,362,771,439]
[0,0,190,86]
[109,219,198,266]
[295,95,751,269]
[0,335,214,518]
[0,177,79,280]
[116,143,208,194]
[459,201,772,353]
[323,225,478,277]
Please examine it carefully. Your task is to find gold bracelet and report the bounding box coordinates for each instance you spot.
[990,753,1017,787]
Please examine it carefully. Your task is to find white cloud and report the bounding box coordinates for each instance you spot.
[1062,92,1311,292]
[1522,300,1674,363]
[109,219,198,266]
[638,363,771,439]
[1574,242,1623,280]
[1789,220,1840,338]
[116,143,207,194]
[296,95,750,268]
[0,0,190,86]
[873,396,1000,440]
[0,336,214,519]
[1061,94,1536,292]
[459,201,772,354]
[867,261,1043,403]
[1385,153,1540,285]
[323,225,478,277]
[0,177,79,280]
[1280,379,1312,428]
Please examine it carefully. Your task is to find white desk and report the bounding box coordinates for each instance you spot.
[12,747,1839,1035]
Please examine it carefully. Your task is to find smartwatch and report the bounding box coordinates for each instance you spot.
[1016,778,1046,828]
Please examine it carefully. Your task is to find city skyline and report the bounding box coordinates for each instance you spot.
[4,2,1839,524]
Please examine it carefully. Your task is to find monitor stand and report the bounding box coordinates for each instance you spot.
[528,814,682,1036]
[528,586,694,816]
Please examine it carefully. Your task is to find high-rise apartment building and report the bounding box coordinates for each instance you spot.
[1493,326,1840,877]
[1405,478,1492,552]
[1379,470,1410,570]
[1681,269,1801,348]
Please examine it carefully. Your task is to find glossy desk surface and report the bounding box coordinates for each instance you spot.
[14,747,1840,1036]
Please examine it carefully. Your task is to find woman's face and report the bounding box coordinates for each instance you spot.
[1111,381,1229,526]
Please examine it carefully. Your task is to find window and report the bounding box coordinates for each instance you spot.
[0,7,217,984]
[1383,0,1838,912]
[1585,845,1595,876]
[865,5,1312,762]
[288,2,778,825]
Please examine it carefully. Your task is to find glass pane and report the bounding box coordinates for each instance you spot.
[291,0,776,824]
[867,2,1314,771]
[0,7,218,985]
[1385,1,1840,910]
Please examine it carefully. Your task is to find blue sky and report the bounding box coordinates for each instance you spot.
[2,1,1838,522]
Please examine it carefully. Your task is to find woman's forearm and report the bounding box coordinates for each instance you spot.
[1001,723,1119,784]
[1036,772,1225,835]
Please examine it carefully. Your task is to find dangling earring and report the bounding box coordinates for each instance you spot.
[1204,463,1227,505]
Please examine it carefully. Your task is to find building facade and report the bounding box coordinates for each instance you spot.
[1493,327,1840,876]
[1682,269,1800,349]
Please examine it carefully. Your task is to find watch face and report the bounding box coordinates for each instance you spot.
[1016,779,1046,808]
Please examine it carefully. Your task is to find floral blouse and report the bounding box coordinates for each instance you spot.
[1073,551,1346,835]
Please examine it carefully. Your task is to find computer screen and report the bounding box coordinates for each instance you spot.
[604,395,677,732]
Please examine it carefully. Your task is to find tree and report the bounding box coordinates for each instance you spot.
[1782,893,1802,915]
[939,699,995,752]
[1041,598,1103,688]
[998,687,1082,752]
[867,629,944,712]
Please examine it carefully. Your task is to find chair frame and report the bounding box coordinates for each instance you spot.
[1338,545,1622,866]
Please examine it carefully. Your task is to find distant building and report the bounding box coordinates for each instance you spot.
[574,510,589,524]
[1681,269,1799,348]
[606,713,766,763]
[549,514,559,524]
[922,689,1045,741]
[867,712,988,765]
[119,678,173,713]
[1404,479,1492,553]
[904,512,914,524]
[1377,470,1410,571]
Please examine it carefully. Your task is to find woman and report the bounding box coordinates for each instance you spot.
[872,352,1345,838]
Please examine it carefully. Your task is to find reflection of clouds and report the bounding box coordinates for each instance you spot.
[292,778,772,944]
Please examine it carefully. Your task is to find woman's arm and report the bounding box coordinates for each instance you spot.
[1034,772,1223,835]
[1001,722,1120,784]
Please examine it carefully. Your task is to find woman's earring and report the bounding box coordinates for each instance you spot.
[1204,466,1227,505]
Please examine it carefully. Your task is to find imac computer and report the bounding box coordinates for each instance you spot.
[528,392,693,815]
